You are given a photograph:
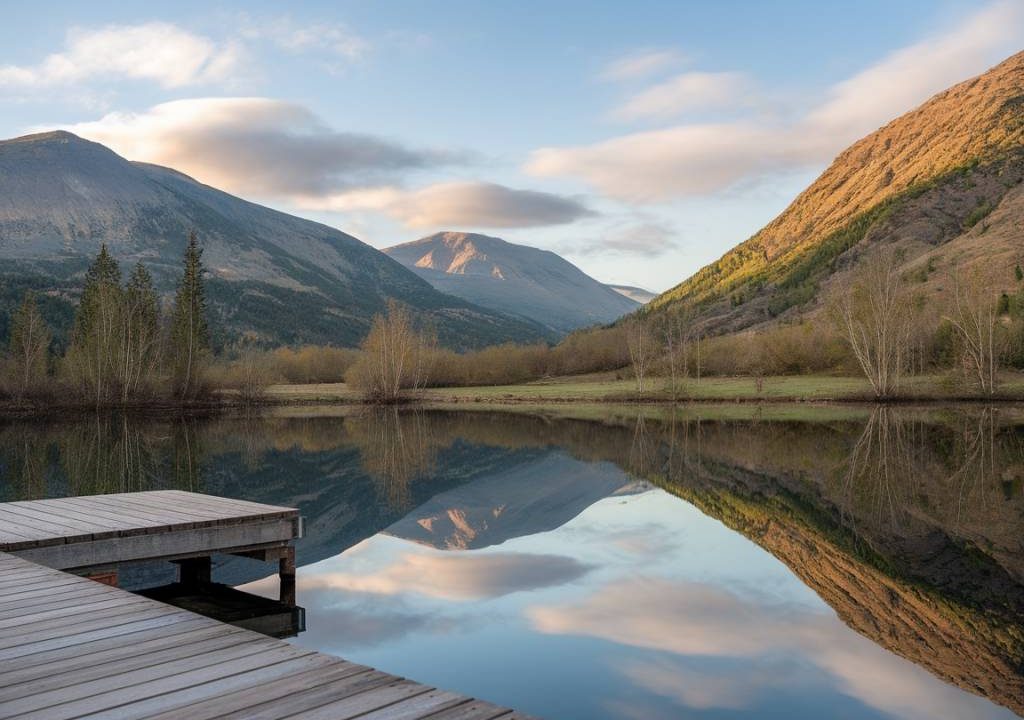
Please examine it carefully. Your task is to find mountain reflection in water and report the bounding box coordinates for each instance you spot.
[0,406,1021,719]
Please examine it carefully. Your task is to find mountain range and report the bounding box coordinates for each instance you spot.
[384,232,642,334]
[650,50,1024,333]
[0,131,551,349]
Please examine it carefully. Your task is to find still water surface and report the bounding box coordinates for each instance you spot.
[1,406,1022,719]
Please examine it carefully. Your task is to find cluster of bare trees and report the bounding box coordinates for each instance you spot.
[346,300,436,402]
[624,310,704,396]
[832,249,916,398]
[832,249,1012,398]
[624,318,652,393]
[618,249,1016,401]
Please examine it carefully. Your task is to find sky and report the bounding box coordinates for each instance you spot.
[2,1,1023,292]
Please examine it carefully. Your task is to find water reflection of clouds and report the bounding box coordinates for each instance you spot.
[290,590,471,649]
[303,550,594,601]
[553,514,684,560]
[242,481,1017,719]
[616,657,808,712]
[526,577,1009,719]
[529,578,826,656]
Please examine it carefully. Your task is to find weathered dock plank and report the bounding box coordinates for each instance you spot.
[0,491,534,720]
[0,490,300,570]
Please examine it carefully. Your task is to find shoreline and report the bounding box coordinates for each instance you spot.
[3,373,1024,419]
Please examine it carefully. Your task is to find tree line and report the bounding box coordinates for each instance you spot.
[6,237,1022,406]
[2,233,210,405]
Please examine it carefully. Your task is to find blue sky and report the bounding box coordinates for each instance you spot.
[2,1,1022,291]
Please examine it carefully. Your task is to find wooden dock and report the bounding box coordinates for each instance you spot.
[0,492,530,720]
[0,490,300,570]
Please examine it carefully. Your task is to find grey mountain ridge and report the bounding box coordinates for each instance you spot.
[0,131,550,348]
[384,231,641,334]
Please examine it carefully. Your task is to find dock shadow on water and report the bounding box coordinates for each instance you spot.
[1,405,1022,719]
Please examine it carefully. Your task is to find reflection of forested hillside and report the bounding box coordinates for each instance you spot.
[1,405,1022,713]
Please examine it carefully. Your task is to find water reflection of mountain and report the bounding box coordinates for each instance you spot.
[458,407,1023,717]
[1,405,1022,714]
[642,410,1024,717]
[384,452,648,550]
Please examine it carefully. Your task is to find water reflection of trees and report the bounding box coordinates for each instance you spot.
[0,415,204,499]
[347,408,441,513]
[820,406,1023,580]
[0,423,47,500]
[838,406,923,530]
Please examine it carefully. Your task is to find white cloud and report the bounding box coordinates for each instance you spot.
[239,16,370,62]
[600,49,685,82]
[808,0,1024,138]
[310,181,594,229]
[528,0,1024,202]
[44,98,590,229]
[0,23,242,89]
[612,71,750,121]
[528,122,794,202]
[51,97,460,197]
[577,222,678,257]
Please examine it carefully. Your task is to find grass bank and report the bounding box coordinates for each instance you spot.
[263,372,1024,405]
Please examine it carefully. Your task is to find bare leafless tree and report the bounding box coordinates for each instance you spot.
[944,267,1001,395]
[348,300,437,402]
[7,292,50,400]
[832,249,916,398]
[625,317,653,394]
[655,307,693,399]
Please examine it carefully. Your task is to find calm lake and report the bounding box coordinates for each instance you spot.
[1,405,1022,720]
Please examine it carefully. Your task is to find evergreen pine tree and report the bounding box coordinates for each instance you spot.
[1016,264,1023,282]
[8,291,51,399]
[170,232,210,399]
[72,244,122,345]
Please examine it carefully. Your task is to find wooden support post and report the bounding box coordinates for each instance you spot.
[177,556,212,586]
[279,546,296,607]
[86,570,119,587]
